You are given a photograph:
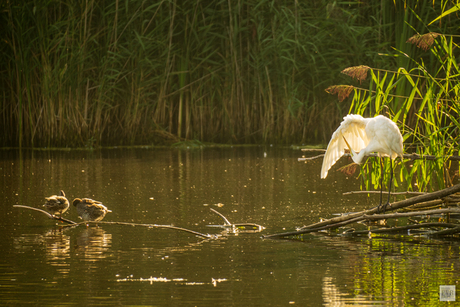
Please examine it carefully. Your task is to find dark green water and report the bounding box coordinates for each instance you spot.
[1,147,459,306]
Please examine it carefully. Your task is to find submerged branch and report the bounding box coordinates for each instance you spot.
[351,222,460,236]
[362,208,460,220]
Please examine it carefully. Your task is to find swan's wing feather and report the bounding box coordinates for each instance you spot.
[320,114,369,178]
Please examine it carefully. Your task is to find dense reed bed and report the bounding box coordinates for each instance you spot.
[326,4,460,191]
[0,0,399,147]
[1,1,459,148]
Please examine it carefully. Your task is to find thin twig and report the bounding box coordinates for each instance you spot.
[209,208,265,232]
[300,148,326,152]
[210,208,232,225]
[298,152,460,162]
[343,191,426,196]
[298,154,324,161]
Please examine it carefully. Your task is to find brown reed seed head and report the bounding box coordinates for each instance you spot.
[406,33,441,51]
[341,65,371,83]
[325,85,354,102]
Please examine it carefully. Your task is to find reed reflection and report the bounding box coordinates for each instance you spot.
[312,234,459,305]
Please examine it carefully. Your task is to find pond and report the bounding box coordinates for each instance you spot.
[1,146,459,306]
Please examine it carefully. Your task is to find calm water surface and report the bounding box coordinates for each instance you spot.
[1,147,459,306]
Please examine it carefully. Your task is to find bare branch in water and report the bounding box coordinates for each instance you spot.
[13,205,77,224]
[13,205,214,238]
[62,221,215,239]
[263,184,460,239]
[210,208,232,225]
[343,191,426,196]
[209,208,265,233]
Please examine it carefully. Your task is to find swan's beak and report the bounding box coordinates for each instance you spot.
[342,136,353,157]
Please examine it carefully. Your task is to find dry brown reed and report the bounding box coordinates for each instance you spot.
[325,85,354,102]
[341,66,371,83]
[406,33,441,51]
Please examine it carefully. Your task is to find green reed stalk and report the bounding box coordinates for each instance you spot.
[2,0,457,148]
[336,29,460,191]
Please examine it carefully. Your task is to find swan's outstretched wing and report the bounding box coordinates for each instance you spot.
[320,114,369,178]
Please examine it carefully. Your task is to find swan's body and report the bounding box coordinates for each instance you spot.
[73,198,111,222]
[321,114,403,178]
[44,190,69,217]
[321,114,403,211]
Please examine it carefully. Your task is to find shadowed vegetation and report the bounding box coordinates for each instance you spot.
[1,1,459,149]
[0,0,404,147]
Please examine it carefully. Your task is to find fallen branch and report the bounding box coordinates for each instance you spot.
[13,205,77,225]
[13,205,213,239]
[362,208,460,220]
[400,200,444,211]
[429,226,460,236]
[263,183,460,239]
[63,221,215,239]
[343,191,426,196]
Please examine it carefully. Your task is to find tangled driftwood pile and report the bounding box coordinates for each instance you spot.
[264,184,460,239]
